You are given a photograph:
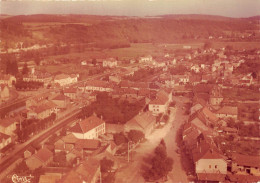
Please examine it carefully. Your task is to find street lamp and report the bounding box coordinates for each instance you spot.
[128,140,133,163]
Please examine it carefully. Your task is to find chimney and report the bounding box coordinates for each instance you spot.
[200,146,201,153]
[101,115,103,120]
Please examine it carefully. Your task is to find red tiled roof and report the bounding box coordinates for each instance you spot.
[0,117,17,127]
[52,94,70,101]
[197,173,226,182]
[85,80,110,88]
[0,84,8,90]
[59,170,83,183]
[126,111,156,130]
[64,87,77,94]
[75,158,100,182]
[75,139,100,150]
[35,148,53,163]
[62,133,79,144]
[54,74,70,80]
[217,106,238,115]
[232,153,260,168]
[228,174,260,182]
[0,132,10,142]
[149,89,169,105]
[198,107,219,123]
[192,141,225,162]
[31,103,55,114]
[70,115,105,134]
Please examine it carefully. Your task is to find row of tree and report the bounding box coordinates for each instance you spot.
[113,130,145,146]
[79,92,145,124]
[16,113,56,142]
[15,80,44,90]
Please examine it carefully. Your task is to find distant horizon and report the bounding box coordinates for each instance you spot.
[1,13,260,19]
[1,0,260,18]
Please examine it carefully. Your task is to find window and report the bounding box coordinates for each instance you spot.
[215,165,218,169]
[209,165,211,169]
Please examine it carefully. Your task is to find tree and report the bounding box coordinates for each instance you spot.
[100,158,114,172]
[100,158,115,183]
[127,130,144,143]
[143,139,173,182]
[113,132,127,145]
[22,62,29,75]
[13,160,30,174]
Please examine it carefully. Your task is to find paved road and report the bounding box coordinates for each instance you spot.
[114,96,189,183]
[166,96,189,183]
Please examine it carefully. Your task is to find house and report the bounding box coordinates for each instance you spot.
[23,70,53,87]
[26,147,53,170]
[182,123,201,151]
[139,55,153,64]
[209,87,223,106]
[178,75,189,85]
[74,139,100,154]
[240,73,253,86]
[26,93,49,108]
[60,158,100,183]
[189,75,202,86]
[231,153,260,176]
[0,132,12,150]
[0,117,17,136]
[54,74,77,87]
[39,173,62,183]
[0,84,10,102]
[54,133,78,153]
[109,75,121,84]
[54,139,74,153]
[216,106,238,120]
[84,80,113,92]
[148,89,172,115]
[191,64,200,73]
[24,146,37,158]
[81,61,87,66]
[190,103,203,115]
[27,102,57,119]
[69,115,105,140]
[51,94,70,109]
[103,58,118,68]
[197,107,219,126]
[64,87,78,100]
[0,74,16,87]
[192,141,227,182]
[124,111,156,137]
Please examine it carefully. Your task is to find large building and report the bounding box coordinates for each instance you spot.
[69,115,105,139]
[149,89,172,115]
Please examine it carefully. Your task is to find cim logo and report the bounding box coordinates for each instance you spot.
[11,174,34,183]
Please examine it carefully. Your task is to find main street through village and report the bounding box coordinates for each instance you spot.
[115,96,190,183]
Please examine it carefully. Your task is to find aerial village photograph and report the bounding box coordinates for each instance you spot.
[0,0,259,182]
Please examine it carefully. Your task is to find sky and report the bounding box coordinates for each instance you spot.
[1,0,260,18]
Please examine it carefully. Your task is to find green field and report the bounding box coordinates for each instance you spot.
[45,42,204,61]
[211,41,260,50]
